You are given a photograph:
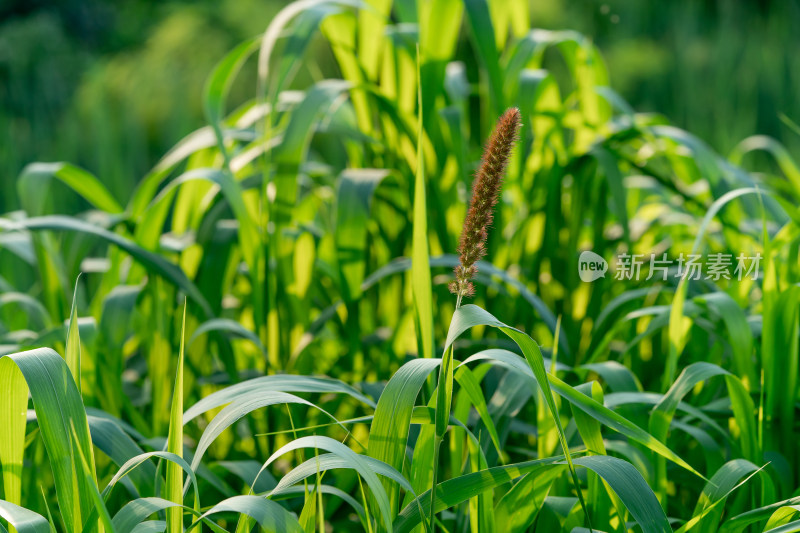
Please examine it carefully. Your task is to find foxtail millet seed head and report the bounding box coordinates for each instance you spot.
[449,107,521,301]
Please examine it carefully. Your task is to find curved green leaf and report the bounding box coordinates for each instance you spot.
[459,347,702,477]
[191,391,343,471]
[394,457,566,533]
[367,358,441,516]
[256,435,394,533]
[572,455,670,533]
[192,495,303,533]
[184,374,373,421]
[0,501,50,533]
[5,216,212,317]
[0,348,96,532]
[17,163,123,216]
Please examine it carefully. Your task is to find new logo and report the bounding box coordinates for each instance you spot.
[578,250,608,282]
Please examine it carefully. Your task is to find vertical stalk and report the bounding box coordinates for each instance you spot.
[430,344,453,532]
[432,108,520,531]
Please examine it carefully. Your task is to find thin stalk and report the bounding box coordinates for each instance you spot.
[428,435,443,533]
[357,476,374,533]
[431,108,521,531]
[430,343,453,532]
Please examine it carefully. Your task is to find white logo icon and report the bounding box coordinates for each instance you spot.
[578,251,608,282]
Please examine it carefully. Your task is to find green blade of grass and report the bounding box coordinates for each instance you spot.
[88,416,155,497]
[675,466,767,533]
[579,361,641,393]
[0,292,51,329]
[665,186,763,391]
[459,349,703,477]
[256,436,394,533]
[696,292,755,389]
[192,495,304,533]
[572,456,670,533]
[274,485,368,529]
[270,79,352,226]
[571,382,623,533]
[335,169,390,302]
[0,349,97,533]
[650,362,758,506]
[430,344,453,528]
[203,37,260,165]
[189,318,266,356]
[463,0,504,115]
[125,522,163,533]
[190,391,345,471]
[367,358,441,517]
[4,216,212,317]
[101,451,198,505]
[730,135,800,195]
[317,5,373,134]
[360,255,563,353]
[0,501,50,533]
[128,124,256,219]
[265,78,352,365]
[650,362,757,459]
[357,0,391,82]
[764,506,800,531]
[571,382,606,456]
[38,487,57,533]
[17,163,123,216]
[444,304,591,526]
[691,459,768,531]
[270,453,415,498]
[275,5,350,98]
[184,374,374,422]
[604,391,726,439]
[66,277,81,396]
[411,48,434,363]
[165,304,187,533]
[764,518,800,533]
[96,285,141,417]
[70,423,115,533]
[394,457,566,533]
[592,147,630,244]
[493,470,553,533]
[111,499,211,533]
[453,365,502,457]
[0,361,27,512]
[257,0,362,110]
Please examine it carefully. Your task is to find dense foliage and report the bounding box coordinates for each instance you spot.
[1,1,799,532]
[4,0,800,213]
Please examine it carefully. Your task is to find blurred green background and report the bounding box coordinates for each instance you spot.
[3,0,799,211]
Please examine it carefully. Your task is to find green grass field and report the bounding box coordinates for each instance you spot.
[1,1,799,532]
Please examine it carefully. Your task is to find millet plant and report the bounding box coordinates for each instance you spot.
[0,0,799,532]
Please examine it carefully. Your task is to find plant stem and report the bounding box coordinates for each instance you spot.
[428,435,443,533]
[430,341,454,532]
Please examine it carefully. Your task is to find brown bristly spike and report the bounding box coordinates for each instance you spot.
[450,107,521,303]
